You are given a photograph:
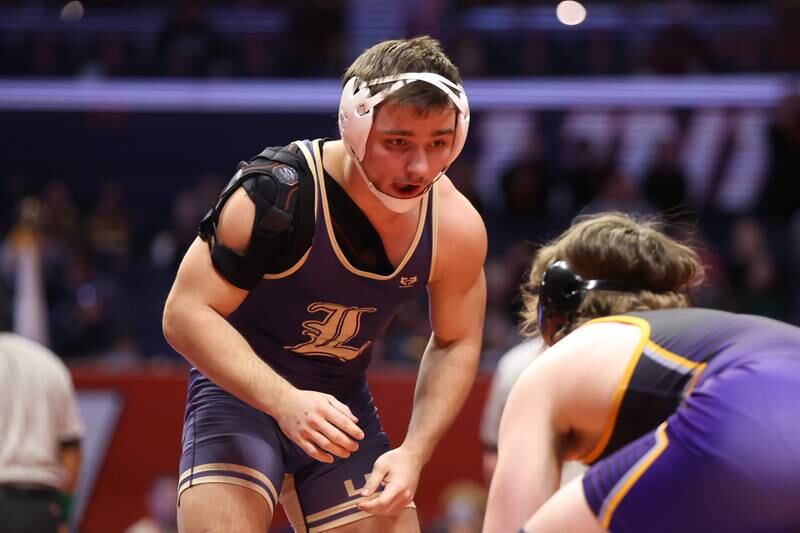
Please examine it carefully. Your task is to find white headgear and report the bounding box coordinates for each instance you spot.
[337,73,470,213]
[338,72,470,163]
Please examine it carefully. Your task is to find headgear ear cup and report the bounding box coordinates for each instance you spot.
[338,72,470,165]
[537,261,585,343]
[537,260,646,344]
[338,76,376,161]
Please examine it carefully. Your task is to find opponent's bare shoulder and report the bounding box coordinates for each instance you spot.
[510,321,644,454]
[430,175,487,284]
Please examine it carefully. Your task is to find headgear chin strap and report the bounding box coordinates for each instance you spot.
[536,260,646,344]
[338,72,470,213]
[350,157,429,213]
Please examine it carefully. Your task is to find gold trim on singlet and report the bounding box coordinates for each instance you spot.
[308,511,373,532]
[279,475,308,533]
[317,153,430,280]
[599,422,670,529]
[644,341,708,398]
[179,475,274,514]
[177,463,279,513]
[578,315,652,464]
[428,180,440,283]
[178,462,279,504]
[306,499,417,532]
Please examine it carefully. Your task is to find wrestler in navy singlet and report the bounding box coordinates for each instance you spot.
[581,308,800,533]
[179,139,436,531]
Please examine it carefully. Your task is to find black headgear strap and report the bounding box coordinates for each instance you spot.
[536,260,647,342]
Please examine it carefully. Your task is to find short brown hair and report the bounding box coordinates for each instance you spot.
[520,212,705,342]
[343,36,462,111]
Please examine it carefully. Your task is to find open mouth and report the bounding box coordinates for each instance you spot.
[392,183,423,198]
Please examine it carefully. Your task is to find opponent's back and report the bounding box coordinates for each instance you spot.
[579,307,800,533]
[582,307,800,464]
[633,307,800,379]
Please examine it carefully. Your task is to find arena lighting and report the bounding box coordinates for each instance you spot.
[0,77,790,112]
[60,1,84,22]
[556,1,587,26]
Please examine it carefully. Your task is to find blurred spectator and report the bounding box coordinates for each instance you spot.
[759,88,800,222]
[584,31,623,75]
[283,0,344,77]
[643,138,689,215]
[480,253,526,365]
[774,0,800,71]
[149,174,226,273]
[484,153,553,252]
[446,155,484,215]
[429,480,486,533]
[500,154,551,221]
[235,35,277,78]
[644,22,713,74]
[87,180,132,271]
[585,171,654,217]
[448,35,486,78]
[49,249,129,360]
[669,222,730,311]
[0,1,793,78]
[125,475,178,533]
[727,217,789,319]
[156,2,216,77]
[561,138,614,213]
[480,308,520,369]
[2,198,51,345]
[39,180,80,249]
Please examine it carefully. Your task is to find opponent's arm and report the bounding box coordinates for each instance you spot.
[360,193,487,515]
[482,349,567,532]
[163,189,363,462]
[483,322,641,532]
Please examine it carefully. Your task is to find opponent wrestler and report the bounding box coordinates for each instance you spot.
[483,212,800,533]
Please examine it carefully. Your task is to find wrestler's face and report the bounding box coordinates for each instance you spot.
[360,101,457,199]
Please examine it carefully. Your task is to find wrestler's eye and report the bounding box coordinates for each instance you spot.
[387,138,408,147]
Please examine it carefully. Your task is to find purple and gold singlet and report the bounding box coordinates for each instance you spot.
[581,308,800,532]
[179,140,436,531]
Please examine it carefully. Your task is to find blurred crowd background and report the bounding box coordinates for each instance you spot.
[2,0,800,77]
[2,0,800,531]
[2,0,800,372]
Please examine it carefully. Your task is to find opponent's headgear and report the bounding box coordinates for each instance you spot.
[338,73,470,213]
[536,260,646,344]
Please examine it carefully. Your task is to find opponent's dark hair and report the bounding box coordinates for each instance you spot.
[520,212,705,343]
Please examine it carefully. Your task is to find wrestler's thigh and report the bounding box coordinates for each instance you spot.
[178,482,272,533]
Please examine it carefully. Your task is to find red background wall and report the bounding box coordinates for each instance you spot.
[72,369,491,532]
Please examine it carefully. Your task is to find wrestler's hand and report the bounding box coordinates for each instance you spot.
[357,447,423,516]
[274,389,364,463]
